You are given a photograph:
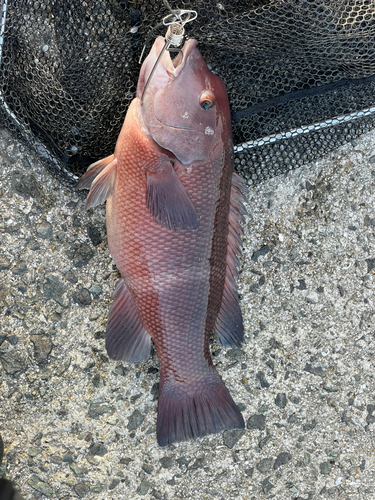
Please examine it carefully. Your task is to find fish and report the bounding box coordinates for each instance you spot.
[77,36,247,446]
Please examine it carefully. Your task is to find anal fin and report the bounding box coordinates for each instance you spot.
[106,279,151,363]
[215,172,248,347]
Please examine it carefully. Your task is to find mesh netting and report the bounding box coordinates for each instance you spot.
[1,0,375,185]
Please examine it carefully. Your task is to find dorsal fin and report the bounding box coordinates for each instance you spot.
[214,172,248,347]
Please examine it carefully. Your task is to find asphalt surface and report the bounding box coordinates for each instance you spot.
[0,125,374,499]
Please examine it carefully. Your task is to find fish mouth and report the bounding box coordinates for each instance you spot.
[169,38,198,76]
[148,36,198,77]
[137,37,198,101]
[151,38,199,131]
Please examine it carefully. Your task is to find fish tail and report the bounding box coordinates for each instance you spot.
[156,371,244,446]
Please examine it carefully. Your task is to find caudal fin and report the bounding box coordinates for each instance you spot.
[157,372,244,446]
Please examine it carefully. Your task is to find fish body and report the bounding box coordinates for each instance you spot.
[78,37,246,446]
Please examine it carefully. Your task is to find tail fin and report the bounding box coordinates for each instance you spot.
[157,371,244,446]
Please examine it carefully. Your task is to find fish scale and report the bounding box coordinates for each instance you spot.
[78,36,246,446]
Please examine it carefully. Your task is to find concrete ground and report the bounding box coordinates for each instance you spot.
[0,125,374,500]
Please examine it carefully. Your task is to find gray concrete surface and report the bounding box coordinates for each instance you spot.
[0,126,374,500]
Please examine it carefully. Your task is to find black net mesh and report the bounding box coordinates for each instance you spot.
[2,0,375,185]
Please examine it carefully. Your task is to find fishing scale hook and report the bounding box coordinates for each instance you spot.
[140,6,197,105]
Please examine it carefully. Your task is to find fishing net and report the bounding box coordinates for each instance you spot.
[2,0,375,185]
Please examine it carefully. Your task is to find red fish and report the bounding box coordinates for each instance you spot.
[78,37,246,446]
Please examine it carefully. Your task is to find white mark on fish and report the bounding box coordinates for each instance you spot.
[182,112,189,119]
[186,166,193,174]
[205,126,214,135]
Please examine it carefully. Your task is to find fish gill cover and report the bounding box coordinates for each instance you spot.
[1,0,375,185]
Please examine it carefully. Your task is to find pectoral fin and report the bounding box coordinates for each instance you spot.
[146,162,199,231]
[76,154,117,209]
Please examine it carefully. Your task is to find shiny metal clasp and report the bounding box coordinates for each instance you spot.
[162,9,197,47]
[139,8,197,64]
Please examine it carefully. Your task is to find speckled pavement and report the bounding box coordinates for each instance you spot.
[0,125,374,500]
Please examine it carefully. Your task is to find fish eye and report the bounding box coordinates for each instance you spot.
[200,91,215,110]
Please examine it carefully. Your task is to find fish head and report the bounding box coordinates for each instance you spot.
[137,37,230,165]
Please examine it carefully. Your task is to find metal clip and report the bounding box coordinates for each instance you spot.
[163,10,197,47]
[139,9,197,64]
[140,8,197,104]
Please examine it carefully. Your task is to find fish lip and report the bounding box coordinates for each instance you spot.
[172,38,198,76]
